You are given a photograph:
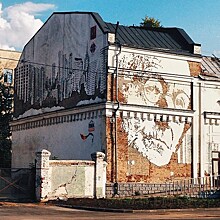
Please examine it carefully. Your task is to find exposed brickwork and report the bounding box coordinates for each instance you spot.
[188,61,201,77]
[106,69,192,185]
[116,117,129,182]
[156,97,168,108]
[106,114,192,184]
[106,117,115,182]
[176,123,191,151]
[126,147,191,183]
[106,116,129,183]
[107,74,114,102]
[106,73,126,102]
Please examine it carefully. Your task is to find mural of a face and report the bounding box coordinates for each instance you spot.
[122,117,189,166]
[143,79,163,104]
[119,53,190,110]
[122,76,190,110]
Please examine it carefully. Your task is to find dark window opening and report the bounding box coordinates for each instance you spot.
[90,26,97,40]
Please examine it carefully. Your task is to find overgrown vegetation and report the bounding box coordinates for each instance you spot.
[140,15,162,28]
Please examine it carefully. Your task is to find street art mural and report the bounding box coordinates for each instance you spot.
[122,116,191,166]
[119,53,162,72]
[118,53,191,110]
[14,13,108,118]
[15,48,107,118]
[80,120,95,143]
[119,53,192,167]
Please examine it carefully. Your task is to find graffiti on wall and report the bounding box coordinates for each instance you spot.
[118,53,191,110]
[122,116,191,166]
[15,47,107,117]
[119,53,161,72]
[80,120,95,143]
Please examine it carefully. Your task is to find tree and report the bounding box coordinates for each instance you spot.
[140,16,162,28]
[0,77,13,168]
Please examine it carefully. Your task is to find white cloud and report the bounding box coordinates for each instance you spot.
[0,2,55,51]
[213,50,220,57]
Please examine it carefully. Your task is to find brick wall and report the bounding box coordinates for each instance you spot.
[188,61,201,77]
[106,114,192,184]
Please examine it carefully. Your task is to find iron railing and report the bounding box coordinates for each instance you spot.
[146,175,220,198]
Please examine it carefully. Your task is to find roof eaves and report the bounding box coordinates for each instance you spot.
[111,42,202,57]
[199,75,220,82]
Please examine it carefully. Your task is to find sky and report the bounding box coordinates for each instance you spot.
[0,0,219,56]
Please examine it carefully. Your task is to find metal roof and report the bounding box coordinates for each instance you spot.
[28,12,200,56]
[105,22,199,55]
[52,12,200,55]
[201,56,220,77]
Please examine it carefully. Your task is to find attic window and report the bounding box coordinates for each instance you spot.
[90,26,96,40]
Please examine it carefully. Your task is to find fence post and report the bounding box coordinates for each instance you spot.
[35,149,51,201]
[91,152,107,199]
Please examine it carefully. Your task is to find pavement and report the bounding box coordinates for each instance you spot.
[1,201,220,219]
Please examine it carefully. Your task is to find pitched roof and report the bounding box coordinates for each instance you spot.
[51,12,200,55]
[200,56,220,80]
[105,22,199,55]
[34,12,200,56]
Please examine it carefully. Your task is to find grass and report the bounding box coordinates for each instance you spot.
[50,196,220,210]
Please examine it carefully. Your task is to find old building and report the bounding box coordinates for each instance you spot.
[11,12,220,192]
[0,49,21,86]
[0,49,21,167]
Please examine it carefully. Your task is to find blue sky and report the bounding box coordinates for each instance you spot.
[1,0,220,56]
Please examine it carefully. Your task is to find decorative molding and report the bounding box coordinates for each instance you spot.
[204,112,220,126]
[11,109,104,132]
[116,110,192,124]
[11,102,195,131]
[106,102,194,118]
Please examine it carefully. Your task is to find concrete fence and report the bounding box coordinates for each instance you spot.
[35,149,107,201]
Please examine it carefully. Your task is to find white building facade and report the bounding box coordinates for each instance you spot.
[11,12,220,184]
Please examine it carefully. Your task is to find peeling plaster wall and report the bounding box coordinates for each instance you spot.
[106,114,192,183]
[49,161,95,198]
[108,48,193,110]
[108,48,194,76]
[118,75,191,110]
[122,116,191,167]
[12,110,106,168]
[106,47,195,183]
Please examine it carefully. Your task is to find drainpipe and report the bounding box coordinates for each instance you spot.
[113,21,121,195]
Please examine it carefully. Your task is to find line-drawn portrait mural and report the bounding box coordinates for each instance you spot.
[122,116,191,166]
[118,53,191,110]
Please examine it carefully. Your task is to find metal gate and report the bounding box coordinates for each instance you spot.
[0,168,35,201]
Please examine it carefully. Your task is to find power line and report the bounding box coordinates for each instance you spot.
[1,56,220,90]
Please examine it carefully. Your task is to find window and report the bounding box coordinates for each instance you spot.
[3,69,13,84]
[90,26,96,40]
